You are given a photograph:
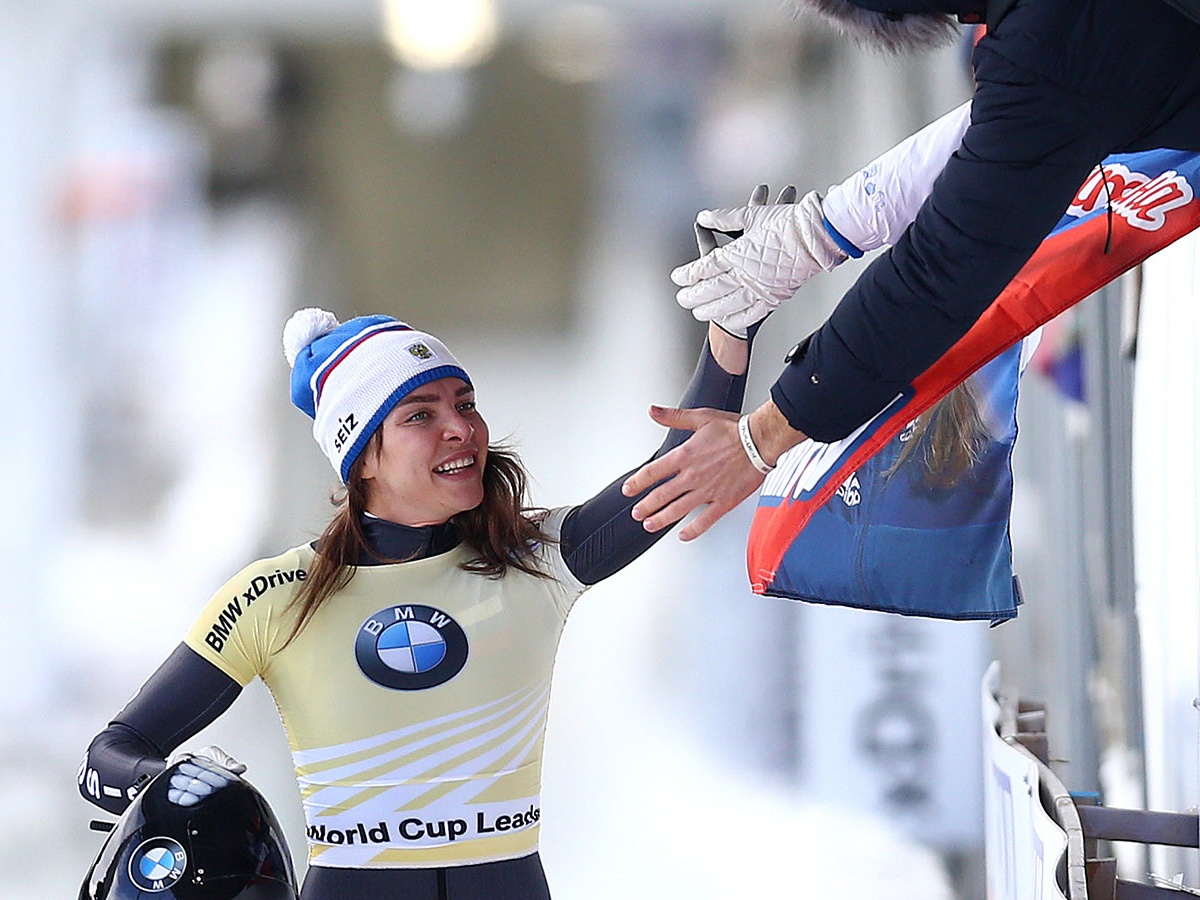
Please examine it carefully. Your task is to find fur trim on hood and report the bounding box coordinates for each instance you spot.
[793,0,961,54]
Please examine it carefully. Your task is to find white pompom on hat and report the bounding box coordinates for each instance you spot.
[282,307,340,368]
[282,308,472,482]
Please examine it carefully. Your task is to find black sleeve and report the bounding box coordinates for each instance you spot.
[78,643,242,814]
[559,331,752,585]
[770,0,1200,443]
[772,45,1098,442]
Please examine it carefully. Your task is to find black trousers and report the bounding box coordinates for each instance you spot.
[299,853,551,900]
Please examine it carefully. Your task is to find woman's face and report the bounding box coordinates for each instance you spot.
[360,377,489,526]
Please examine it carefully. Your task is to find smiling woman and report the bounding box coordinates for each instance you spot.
[360,379,490,527]
[77,305,757,900]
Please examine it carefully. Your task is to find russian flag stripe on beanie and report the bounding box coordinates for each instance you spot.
[310,320,414,410]
[282,308,471,483]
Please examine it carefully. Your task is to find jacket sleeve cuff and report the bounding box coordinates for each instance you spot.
[770,336,826,438]
[771,333,898,444]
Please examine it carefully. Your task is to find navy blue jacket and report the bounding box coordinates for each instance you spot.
[773,0,1200,441]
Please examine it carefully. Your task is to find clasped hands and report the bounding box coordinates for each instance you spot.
[621,183,824,540]
[671,184,845,338]
[622,401,806,541]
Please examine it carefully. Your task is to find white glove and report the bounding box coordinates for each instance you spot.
[687,184,796,339]
[164,745,247,807]
[693,183,790,254]
[673,189,847,336]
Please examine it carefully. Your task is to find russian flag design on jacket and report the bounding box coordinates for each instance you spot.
[749,149,1200,618]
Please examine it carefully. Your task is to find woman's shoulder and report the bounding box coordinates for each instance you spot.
[520,507,586,600]
[524,506,571,542]
[216,543,315,592]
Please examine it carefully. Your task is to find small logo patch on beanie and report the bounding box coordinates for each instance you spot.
[407,342,435,361]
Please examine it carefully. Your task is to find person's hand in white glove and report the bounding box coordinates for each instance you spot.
[673,187,847,336]
[692,183,791,255]
[164,745,247,807]
[686,184,794,338]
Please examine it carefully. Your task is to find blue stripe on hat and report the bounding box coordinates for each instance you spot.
[289,315,399,419]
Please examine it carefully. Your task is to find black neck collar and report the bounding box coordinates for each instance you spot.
[358,515,461,565]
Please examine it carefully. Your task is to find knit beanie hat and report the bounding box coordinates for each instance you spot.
[282,308,472,482]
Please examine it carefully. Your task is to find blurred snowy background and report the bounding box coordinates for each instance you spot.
[0,1,1141,898]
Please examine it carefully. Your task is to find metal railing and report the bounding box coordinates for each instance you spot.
[987,665,1198,899]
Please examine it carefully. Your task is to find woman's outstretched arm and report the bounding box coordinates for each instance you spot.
[557,323,752,585]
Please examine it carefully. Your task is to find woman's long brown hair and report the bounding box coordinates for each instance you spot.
[281,437,550,647]
[884,378,992,490]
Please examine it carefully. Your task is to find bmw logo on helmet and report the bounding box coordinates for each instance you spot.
[355,605,468,690]
[79,758,298,900]
[128,837,187,892]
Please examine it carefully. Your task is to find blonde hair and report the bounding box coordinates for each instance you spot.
[885,379,992,489]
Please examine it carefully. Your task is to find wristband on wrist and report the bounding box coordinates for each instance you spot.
[737,414,774,474]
